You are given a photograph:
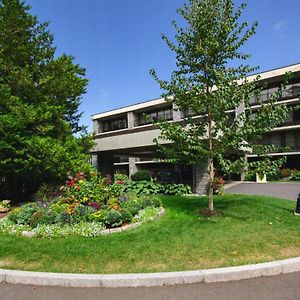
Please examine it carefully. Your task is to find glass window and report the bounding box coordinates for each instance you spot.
[102,117,128,132]
[136,107,173,126]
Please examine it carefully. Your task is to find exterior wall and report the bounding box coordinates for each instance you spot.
[93,128,166,152]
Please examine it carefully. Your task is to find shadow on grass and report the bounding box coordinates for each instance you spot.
[160,195,249,217]
[160,194,296,222]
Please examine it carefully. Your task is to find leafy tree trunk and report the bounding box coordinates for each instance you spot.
[208,108,214,211]
[208,156,214,211]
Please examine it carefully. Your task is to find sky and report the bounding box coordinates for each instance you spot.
[26,0,300,131]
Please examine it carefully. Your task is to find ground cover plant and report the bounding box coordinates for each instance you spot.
[0,194,300,273]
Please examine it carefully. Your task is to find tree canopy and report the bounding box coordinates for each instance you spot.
[151,0,288,211]
[0,0,93,201]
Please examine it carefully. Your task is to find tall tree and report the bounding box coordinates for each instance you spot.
[0,0,93,201]
[151,0,288,212]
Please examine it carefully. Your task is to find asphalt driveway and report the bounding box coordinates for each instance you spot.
[225,182,300,201]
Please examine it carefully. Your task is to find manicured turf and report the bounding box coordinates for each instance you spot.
[1,194,300,274]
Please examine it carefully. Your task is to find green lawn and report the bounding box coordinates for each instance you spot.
[1,194,300,274]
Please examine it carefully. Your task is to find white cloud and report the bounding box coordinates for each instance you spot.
[272,20,288,39]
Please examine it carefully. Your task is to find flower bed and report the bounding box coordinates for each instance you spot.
[0,172,163,238]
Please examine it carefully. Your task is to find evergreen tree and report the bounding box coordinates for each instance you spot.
[0,0,93,201]
[151,0,288,212]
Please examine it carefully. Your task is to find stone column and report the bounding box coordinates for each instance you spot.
[93,120,101,134]
[193,160,209,195]
[172,104,182,122]
[129,157,138,178]
[91,154,98,170]
[127,112,135,128]
[98,152,114,176]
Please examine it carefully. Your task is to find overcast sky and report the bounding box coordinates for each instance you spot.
[27,0,300,131]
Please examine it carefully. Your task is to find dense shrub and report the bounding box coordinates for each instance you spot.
[267,169,281,181]
[160,183,192,196]
[124,180,192,196]
[120,199,143,216]
[244,172,256,181]
[290,171,300,181]
[124,180,161,195]
[114,173,129,182]
[131,170,152,181]
[280,168,298,179]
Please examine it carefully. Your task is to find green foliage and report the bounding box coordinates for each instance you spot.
[281,168,298,179]
[0,199,11,212]
[290,171,300,181]
[124,180,193,197]
[89,209,109,224]
[114,173,129,182]
[33,222,105,238]
[124,181,162,195]
[106,209,123,228]
[244,172,256,182]
[131,170,152,181]
[132,207,161,223]
[0,0,93,201]
[120,200,143,216]
[160,183,192,196]
[8,203,38,225]
[150,0,289,209]
[34,183,61,203]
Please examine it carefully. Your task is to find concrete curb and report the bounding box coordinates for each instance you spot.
[224,181,242,190]
[1,256,300,287]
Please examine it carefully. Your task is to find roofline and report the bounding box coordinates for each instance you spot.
[92,63,300,120]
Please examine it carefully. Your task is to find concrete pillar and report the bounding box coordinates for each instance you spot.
[98,152,114,176]
[193,160,209,195]
[93,120,101,134]
[172,104,182,122]
[240,155,248,181]
[127,112,135,128]
[91,154,98,170]
[235,100,245,128]
[129,157,138,178]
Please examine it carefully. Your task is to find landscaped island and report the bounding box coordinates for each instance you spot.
[1,194,300,274]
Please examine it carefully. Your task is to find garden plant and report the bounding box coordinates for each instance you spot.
[0,171,193,238]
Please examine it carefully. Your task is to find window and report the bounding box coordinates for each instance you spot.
[136,107,173,126]
[102,117,128,132]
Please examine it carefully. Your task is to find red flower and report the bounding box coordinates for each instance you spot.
[76,186,81,191]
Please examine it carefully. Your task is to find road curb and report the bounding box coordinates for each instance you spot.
[1,257,300,287]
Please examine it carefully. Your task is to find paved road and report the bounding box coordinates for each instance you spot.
[225,182,300,201]
[1,272,300,300]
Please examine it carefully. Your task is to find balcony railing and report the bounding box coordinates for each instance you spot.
[250,84,300,105]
